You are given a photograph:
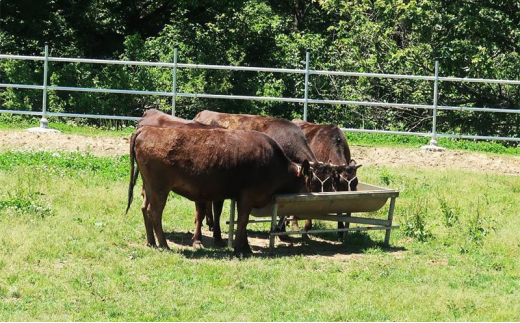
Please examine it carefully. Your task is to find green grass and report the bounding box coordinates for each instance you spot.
[0,114,136,137]
[0,149,519,321]
[346,132,520,155]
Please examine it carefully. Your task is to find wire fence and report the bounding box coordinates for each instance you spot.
[1,44,520,143]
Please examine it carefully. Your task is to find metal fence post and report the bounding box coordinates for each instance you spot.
[431,60,439,145]
[27,43,60,133]
[421,60,444,150]
[303,49,310,121]
[40,43,49,128]
[171,45,178,116]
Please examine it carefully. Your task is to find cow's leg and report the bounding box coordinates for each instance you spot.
[205,202,214,231]
[290,219,300,231]
[141,186,156,248]
[193,201,206,247]
[212,200,226,247]
[276,219,292,242]
[149,190,169,250]
[337,221,345,239]
[303,219,312,231]
[301,219,312,240]
[233,201,253,257]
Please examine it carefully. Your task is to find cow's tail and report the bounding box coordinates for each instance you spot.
[126,130,140,214]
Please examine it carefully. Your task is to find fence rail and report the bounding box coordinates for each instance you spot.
[1,45,520,143]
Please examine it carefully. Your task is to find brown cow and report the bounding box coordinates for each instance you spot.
[133,109,224,245]
[137,109,189,127]
[194,110,320,166]
[126,126,316,257]
[194,110,347,235]
[293,119,362,233]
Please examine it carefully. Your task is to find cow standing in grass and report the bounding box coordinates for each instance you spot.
[133,109,224,245]
[194,110,347,235]
[293,119,362,234]
[126,126,316,257]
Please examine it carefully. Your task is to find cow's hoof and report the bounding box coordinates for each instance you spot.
[234,251,252,259]
[214,239,226,248]
[278,235,292,242]
[301,233,311,240]
[233,244,252,258]
[192,240,203,249]
[159,245,171,251]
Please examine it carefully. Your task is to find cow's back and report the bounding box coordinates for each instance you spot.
[293,119,351,165]
[194,110,318,164]
[134,126,297,206]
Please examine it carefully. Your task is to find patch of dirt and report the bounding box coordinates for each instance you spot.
[0,129,130,156]
[2,128,520,175]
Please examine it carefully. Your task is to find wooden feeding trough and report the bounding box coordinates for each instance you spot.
[228,182,399,252]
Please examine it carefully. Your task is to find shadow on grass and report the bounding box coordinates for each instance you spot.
[163,227,406,260]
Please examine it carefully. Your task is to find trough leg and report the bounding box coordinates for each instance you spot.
[384,197,397,246]
[269,203,279,253]
[337,213,351,240]
[228,200,235,248]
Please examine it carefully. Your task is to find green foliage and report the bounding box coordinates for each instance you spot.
[2,0,520,141]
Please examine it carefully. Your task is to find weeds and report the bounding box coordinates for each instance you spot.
[379,167,393,186]
[0,192,53,218]
[467,205,496,245]
[439,197,458,227]
[402,197,432,242]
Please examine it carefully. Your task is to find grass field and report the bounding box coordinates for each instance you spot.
[0,145,519,321]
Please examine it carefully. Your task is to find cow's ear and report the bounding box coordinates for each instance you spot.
[300,160,311,177]
[355,164,362,170]
[349,159,357,167]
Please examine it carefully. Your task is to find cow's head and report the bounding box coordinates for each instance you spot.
[305,162,342,193]
[335,159,362,191]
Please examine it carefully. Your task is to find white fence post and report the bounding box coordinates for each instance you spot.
[40,43,49,128]
[431,60,439,145]
[421,60,445,151]
[171,45,178,116]
[27,43,60,133]
[303,49,310,121]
